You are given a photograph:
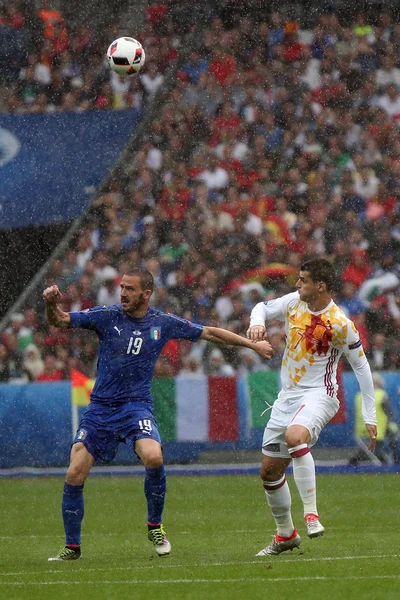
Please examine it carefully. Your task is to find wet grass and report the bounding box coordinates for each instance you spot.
[0,473,398,600]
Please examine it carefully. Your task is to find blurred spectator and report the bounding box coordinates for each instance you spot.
[78,341,98,378]
[4,4,25,29]
[140,61,165,100]
[23,308,40,333]
[197,154,229,190]
[43,324,70,348]
[265,327,285,371]
[55,346,70,373]
[0,343,11,382]
[23,344,45,381]
[204,348,235,376]
[38,1,65,40]
[377,84,400,123]
[226,293,246,333]
[76,235,94,270]
[386,289,400,329]
[208,46,237,87]
[159,339,182,375]
[237,346,268,374]
[4,313,33,350]
[158,229,189,267]
[2,333,25,381]
[94,256,118,287]
[97,275,120,306]
[62,284,94,312]
[36,353,64,381]
[367,333,391,371]
[180,354,204,376]
[215,288,240,322]
[19,53,51,87]
[183,49,208,85]
[145,1,169,33]
[338,282,367,318]
[341,249,372,289]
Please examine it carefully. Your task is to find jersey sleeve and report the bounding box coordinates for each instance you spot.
[166,314,204,341]
[344,319,377,426]
[69,306,110,332]
[249,291,299,326]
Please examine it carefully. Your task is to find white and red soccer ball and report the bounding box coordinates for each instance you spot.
[107,37,145,76]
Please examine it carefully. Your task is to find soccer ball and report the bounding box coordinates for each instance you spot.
[107,37,145,76]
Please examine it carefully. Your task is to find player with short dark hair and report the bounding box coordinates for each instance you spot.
[44,267,273,561]
[299,258,336,292]
[247,257,377,556]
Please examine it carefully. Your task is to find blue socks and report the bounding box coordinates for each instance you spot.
[61,468,165,543]
[144,465,166,525]
[62,482,84,546]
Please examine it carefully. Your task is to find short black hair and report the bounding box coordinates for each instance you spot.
[300,258,335,292]
[124,268,154,293]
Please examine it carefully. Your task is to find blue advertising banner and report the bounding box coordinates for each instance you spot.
[0,110,141,229]
[1,373,399,468]
[0,382,71,467]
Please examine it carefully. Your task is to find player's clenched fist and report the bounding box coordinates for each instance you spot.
[246,325,267,342]
[43,285,62,303]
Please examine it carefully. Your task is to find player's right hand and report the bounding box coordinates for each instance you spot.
[247,325,267,342]
[365,423,377,452]
[43,285,62,304]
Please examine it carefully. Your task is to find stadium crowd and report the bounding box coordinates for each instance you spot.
[2,0,400,382]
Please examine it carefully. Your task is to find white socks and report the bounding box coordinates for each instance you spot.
[288,444,318,517]
[262,474,295,537]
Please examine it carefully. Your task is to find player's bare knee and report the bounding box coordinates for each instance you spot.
[66,464,88,485]
[66,458,90,484]
[142,454,163,469]
[260,463,285,482]
[285,426,310,449]
[285,432,303,448]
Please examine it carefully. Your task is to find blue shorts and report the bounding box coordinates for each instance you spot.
[72,401,162,464]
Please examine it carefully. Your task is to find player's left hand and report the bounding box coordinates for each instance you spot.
[247,325,267,342]
[252,340,273,360]
[365,424,377,452]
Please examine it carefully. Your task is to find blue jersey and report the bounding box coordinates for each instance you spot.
[70,305,203,404]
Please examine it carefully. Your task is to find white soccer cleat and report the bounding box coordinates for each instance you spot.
[256,529,301,556]
[148,525,171,557]
[305,514,325,538]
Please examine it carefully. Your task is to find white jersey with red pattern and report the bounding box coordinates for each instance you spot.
[250,292,377,426]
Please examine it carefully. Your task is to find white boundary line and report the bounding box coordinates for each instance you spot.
[2,575,400,586]
[2,554,399,578]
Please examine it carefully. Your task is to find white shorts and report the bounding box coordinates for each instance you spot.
[262,388,340,458]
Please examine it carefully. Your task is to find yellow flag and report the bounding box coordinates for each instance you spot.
[71,369,94,407]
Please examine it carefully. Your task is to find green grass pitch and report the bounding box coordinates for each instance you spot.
[0,473,398,600]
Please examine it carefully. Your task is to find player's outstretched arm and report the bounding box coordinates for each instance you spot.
[43,284,71,328]
[200,326,273,360]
